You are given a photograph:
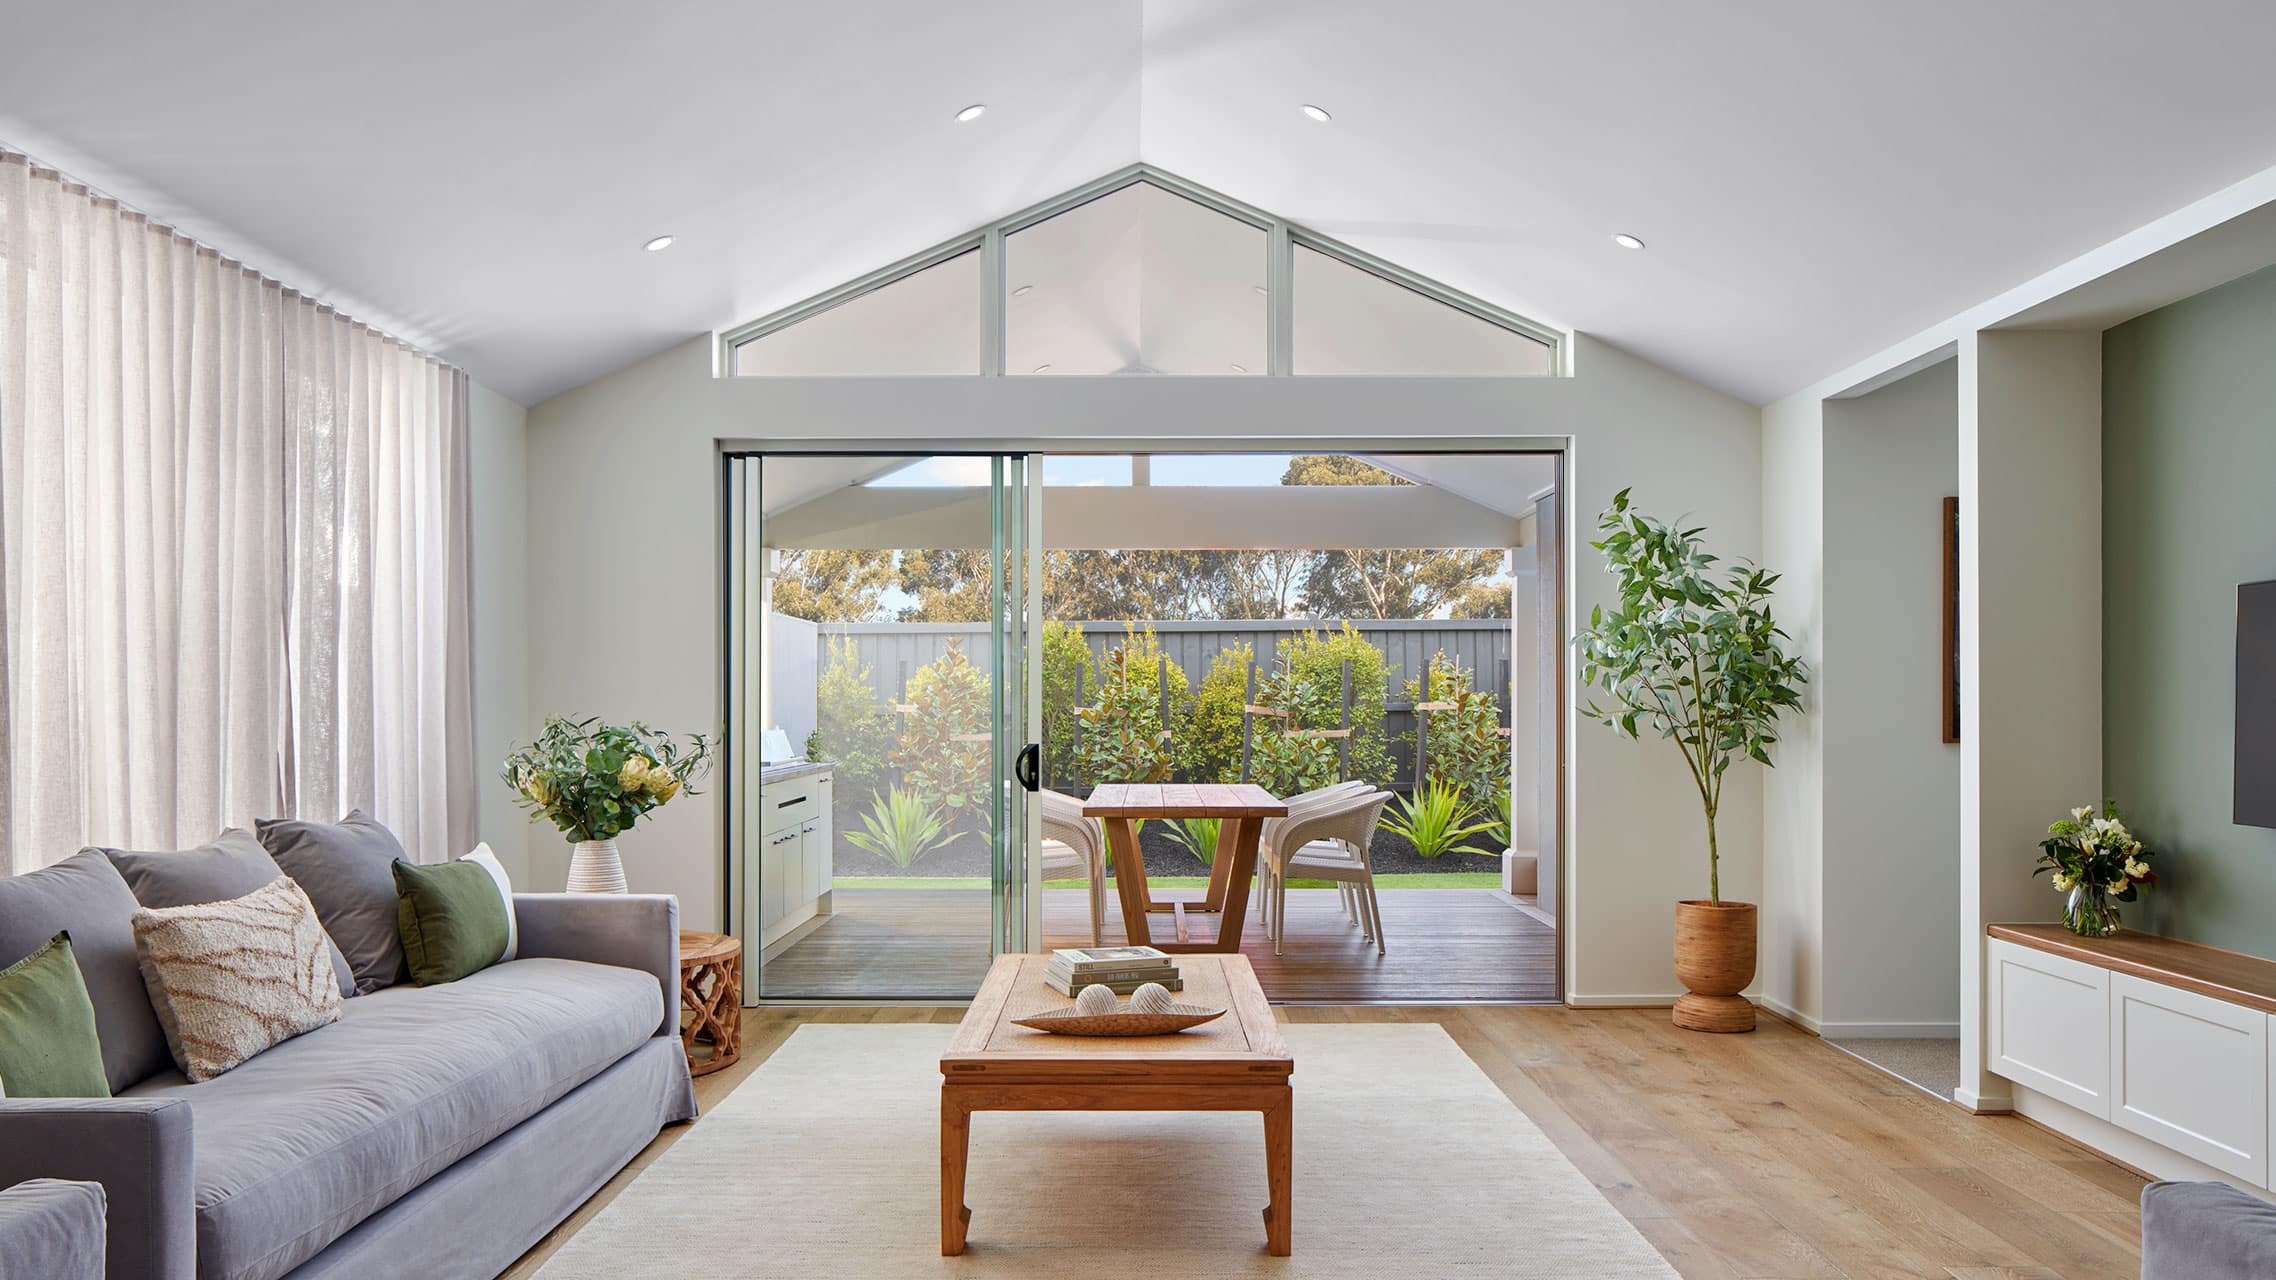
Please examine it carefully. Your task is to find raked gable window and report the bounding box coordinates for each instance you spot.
[721,165,1561,378]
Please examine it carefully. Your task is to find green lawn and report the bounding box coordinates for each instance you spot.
[832,873,1504,891]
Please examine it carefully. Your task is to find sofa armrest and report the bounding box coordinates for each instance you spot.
[0,1098,195,1280]
[514,893,681,1037]
[0,1178,109,1280]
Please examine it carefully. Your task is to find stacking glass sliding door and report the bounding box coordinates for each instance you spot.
[724,453,1039,1001]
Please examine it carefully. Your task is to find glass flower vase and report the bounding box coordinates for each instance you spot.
[2063,884,2121,937]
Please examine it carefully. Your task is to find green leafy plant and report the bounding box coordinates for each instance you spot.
[1179,642,1254,783]
[1278,625,1395,786]
[843,787,953,869]
[1574,489,1808,903]
[1404,650,1508,809]
[813,634,894,798]
[502,716,714,843]
[1161,815,1224,866]
[892,639,991,820]
[1244,658,1341,796]
[1483,784,1514,852]
[1074,627,1184,788]
[1040,620,1095,788]
[1378,779,1497,858]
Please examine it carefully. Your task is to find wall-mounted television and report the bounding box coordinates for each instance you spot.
[2240,580,2276,828]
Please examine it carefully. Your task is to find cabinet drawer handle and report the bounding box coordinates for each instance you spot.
[776,795,807,809]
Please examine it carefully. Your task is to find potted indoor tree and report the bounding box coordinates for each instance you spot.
[1575,490,1807,1032]
[503,716,713,892]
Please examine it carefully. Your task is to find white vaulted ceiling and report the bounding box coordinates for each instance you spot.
[8,1,2276,406]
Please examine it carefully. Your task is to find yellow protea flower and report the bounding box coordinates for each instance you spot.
[649,776,681,804]
[617,756,651,792]
[523,772,554,808]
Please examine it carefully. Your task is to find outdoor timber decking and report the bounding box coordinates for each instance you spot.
[755,885,1557,1003]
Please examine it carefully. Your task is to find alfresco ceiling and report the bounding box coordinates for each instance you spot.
[721,165,1561,380]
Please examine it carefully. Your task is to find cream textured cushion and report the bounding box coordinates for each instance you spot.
[130,876,343,1081]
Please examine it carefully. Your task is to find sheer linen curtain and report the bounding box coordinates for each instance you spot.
[0,152,475,874]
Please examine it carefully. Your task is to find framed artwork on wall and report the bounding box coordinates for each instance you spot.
[1942,496,1960,744]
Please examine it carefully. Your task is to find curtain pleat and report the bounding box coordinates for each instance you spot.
[0,153,473,873]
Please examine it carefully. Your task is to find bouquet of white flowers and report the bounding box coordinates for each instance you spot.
[2034,800,2156,937]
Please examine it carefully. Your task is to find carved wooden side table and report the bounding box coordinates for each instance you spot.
[677,930,743,1077]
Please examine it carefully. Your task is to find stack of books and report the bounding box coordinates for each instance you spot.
[1043,946,1182,996]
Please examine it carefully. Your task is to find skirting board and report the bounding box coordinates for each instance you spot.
[1817,1021,1961,1039]
[2011,1083,2274,1199]
[1565,994,1761,1010]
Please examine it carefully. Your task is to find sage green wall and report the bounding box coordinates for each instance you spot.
[2104,263,2276,951]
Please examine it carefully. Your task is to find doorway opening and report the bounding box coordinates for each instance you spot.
[723,448,1563,1003]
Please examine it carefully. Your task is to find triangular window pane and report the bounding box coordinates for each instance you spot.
[734,248,981,375]
[1294,245,1552,374]
[1006,182,1265,376]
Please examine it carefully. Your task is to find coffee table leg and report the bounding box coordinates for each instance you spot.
[941,1090,973,1255]
[1263,1087,1292,1255]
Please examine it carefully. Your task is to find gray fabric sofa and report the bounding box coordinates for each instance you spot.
[0,891,697,1280]
[2140,1179,2276,1279]
[0,1178,108,1279]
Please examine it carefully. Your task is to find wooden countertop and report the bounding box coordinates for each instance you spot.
[1988,922,2276,1015]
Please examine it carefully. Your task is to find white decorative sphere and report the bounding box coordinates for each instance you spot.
[1074,983,1119,1016]
[1128,982,1175,1014]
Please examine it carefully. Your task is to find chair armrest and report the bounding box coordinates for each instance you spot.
[0,1098,195,1280]
[513,893,682,1037]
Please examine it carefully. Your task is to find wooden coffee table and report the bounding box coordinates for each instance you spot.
[940,953,1294,1257]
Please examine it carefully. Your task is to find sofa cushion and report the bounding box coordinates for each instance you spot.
[133,878,344,1082]
[0,850,170,1092]
[0,933,110,1097]
[391,859,508,987]
[123,956,662,1280]
[255,812,410,994]
[2142,1180,2276,1280]
[104,829,358,999]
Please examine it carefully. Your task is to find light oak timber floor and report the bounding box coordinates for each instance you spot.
[501,1006,2146,1280]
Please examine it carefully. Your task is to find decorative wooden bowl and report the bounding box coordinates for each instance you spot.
[1011,1005,1227,1036]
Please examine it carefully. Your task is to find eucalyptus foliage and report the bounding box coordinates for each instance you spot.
[1574,490,1807,904]
[502,716,714,843]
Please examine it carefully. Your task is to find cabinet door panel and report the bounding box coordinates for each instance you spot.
[1988,938,2110,1116]
[2110,973,2266,1183]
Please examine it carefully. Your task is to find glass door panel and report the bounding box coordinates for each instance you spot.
[726,452,1036,1000]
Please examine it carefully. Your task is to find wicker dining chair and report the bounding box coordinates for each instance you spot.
[1037,789,1107,945]
[1258,788,1394,955]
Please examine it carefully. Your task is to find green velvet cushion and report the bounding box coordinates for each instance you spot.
[392,860,509,986]
[0,932,111,1097]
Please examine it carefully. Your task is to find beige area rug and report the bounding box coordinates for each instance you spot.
[538,1023,1676,1278]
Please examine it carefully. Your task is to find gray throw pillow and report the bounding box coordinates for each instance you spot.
[0,850,170,1093]
[103,828,357,999]
[256,811,411,994]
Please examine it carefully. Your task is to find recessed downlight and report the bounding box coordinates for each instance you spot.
[1229,363,1248,374]
[1612,233,1646,250]
[1012,284,1034,297]
[955,103,988,123]
[642,235,674,252]
[1299,104,1332,123]
[1031,363,1052,374]
[1252,284,1268,296]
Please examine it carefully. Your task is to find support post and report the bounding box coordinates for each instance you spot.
[1241,660,1256,783]
[1338,659,1352,780]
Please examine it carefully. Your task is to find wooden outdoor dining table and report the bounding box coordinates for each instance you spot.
[1081,783,1288,953]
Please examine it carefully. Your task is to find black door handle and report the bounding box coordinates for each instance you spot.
[1015,743,1040,792]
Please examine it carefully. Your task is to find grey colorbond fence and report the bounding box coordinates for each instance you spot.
[810,619,1513,790]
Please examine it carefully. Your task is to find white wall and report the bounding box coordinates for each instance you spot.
[1821,361,1960,1036]
[1759,394,1826,1027]
[523,333,1762,1003]
[1957,329,2102,1107]
[467,381,531,883]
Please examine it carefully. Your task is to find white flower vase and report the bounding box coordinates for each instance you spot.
[567,839,627,894]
